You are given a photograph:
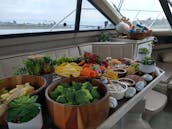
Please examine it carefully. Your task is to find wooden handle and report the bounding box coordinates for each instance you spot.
[0,104,8,117]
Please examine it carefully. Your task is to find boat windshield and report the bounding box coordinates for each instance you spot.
[0,0,171,35]
[106,0,171,30]
[0,0,77,35]
[0,0,115,35]
[168,0,172,12]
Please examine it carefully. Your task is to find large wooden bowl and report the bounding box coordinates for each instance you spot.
[45,77,109,129]
[0,75,47,125]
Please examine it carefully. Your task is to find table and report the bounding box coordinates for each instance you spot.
[1,69,165,129]
[96,69,165,129]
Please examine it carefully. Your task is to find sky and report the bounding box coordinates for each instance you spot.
[107,0,166,21]
[0,0,77,23]
[0,0,168,25]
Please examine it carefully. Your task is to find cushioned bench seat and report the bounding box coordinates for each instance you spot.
[143,90,167,121]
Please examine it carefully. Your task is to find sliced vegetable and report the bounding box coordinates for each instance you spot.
[55,63,82,77]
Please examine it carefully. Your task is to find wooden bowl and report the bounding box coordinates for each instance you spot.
[113,68,127,78]
[45,77,109,129]
[126,75,147,85]
[0,75,47,95]
[0,75,47,125]
[118,78,135,87]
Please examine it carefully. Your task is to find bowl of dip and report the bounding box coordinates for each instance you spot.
[107,80,128,100]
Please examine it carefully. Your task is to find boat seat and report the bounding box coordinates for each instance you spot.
[143,90,167,121]
[112,100,152,129]
[113,91,167,129]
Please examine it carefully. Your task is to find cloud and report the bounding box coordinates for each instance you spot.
[0,0,77,22]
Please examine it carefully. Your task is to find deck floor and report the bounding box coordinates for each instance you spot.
[150,101,172,129]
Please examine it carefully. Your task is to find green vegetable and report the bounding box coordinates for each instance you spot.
[24,58,43,75]
[138,47,149,54]
[75,89,93,105]
[6,95,40,123]
[55,57,75,65]
[13,67,28,75]
[33,62,42,75]
[72,81,82,90]
[64,88,75,104]
[130,63,139,71]
[55,85,64,94]
[42,56,54,74]
[141,56,155,65]
[50,81,101,105]
[61,83,70,88]
[98,31,112,42]
[43,56,53,64]
[55,57,66,65]
[50,91,58,100]
[56,95,67,104]
[91,87,101,99]
[82,82,93,91]
[14,55,54,75]
[50,85,64,100]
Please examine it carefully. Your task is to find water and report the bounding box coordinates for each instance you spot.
[0,26,170,35]
[0,28,73,35]
[0,26,99,35]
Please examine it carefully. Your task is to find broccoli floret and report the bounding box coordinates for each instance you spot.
[50,85,63,100]
[92,98,99,103]
[55,85,63,93]
[82,82,93,91]
[91,87,101,99]
[64,88,75,104]
[50,81,100,105]
[50,91,58,100]
[75,89,93,105]
[56,95,67,104]
[61,83,70,88]
[72,81,82,91]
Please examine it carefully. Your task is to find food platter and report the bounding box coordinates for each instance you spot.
[97,68,165,129]
[0,52,165,129]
